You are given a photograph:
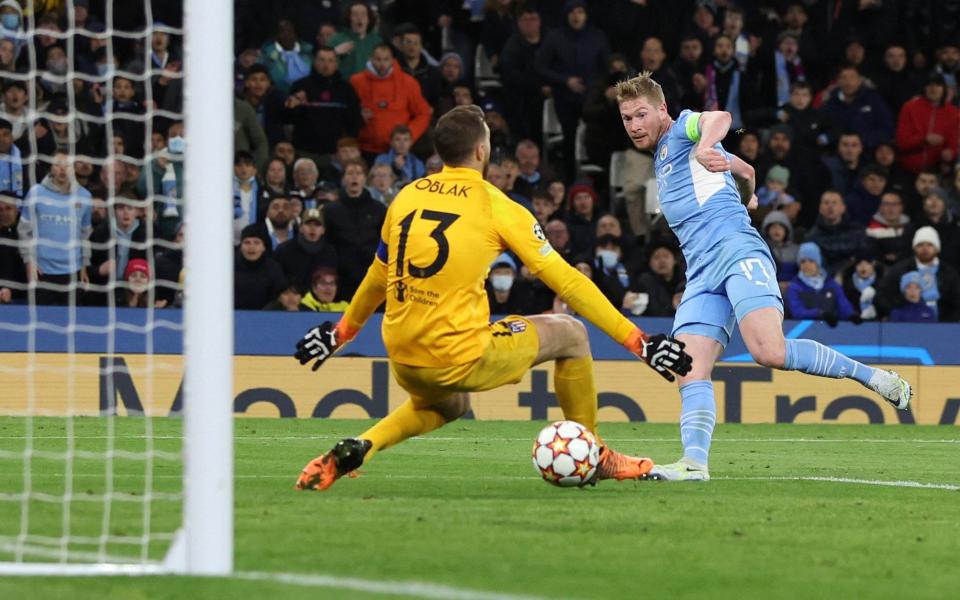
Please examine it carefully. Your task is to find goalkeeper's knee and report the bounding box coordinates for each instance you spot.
[434,393,471,422]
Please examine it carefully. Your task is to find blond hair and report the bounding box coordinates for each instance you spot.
[615,71,666,105]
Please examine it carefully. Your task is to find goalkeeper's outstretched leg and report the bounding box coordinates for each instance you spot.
[296,393,470,492]
[295,314,660,491]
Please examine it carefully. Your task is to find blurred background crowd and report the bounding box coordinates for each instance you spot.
[1,0,960,324]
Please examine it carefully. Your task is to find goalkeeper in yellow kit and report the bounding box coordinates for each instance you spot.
[294,105,692,491]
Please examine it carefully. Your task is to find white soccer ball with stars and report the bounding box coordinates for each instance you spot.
[531,420,600,487]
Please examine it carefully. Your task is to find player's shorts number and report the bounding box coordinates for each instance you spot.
[397,209,460,278]
[738,258,772,288]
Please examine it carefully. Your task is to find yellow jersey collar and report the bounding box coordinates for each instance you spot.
[440,165,483,180]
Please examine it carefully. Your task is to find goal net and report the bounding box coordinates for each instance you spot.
[0,0,232,575]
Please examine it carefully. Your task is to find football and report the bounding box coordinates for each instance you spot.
[531,420,600,487]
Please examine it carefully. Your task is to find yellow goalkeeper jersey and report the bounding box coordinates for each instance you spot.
[373,166,553,366]
[350,166,635,368]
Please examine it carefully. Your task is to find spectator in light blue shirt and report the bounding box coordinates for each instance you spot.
[0,118,22,197]
[18,152,92,305]
[374,125,425,186]
[0,0,25,62]
[258,18,313,95]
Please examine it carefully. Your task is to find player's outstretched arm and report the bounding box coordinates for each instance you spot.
[730,154,758,209]
[492,187,691,381]
[294,259,387,371]
[536,259,692,381]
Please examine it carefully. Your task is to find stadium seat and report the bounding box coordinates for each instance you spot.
[542,97,563,154]
[474,44,501,92]
[608,150,627,207]
[575,120,603,174]
[644,177,662,219]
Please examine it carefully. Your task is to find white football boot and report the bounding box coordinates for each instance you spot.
[866,369,912,410]
[648,457,710,482]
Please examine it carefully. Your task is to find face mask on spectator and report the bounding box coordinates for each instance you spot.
[97,63,111,77]
[168,136,185,154]
[490,274,514,292]
[597,250,619,270]
[2,15,19,30]
[48,59,67,74]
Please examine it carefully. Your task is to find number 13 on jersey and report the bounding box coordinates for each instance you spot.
[396,209,460,279]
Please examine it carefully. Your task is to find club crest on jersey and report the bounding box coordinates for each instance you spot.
[532,222,546,242]
[659,144,668,161]
[506,319,527,333]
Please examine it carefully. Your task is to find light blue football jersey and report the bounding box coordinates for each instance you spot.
[654,110,767,278]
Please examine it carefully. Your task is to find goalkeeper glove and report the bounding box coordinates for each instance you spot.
[624,329,693,382]
[294,320,357,371]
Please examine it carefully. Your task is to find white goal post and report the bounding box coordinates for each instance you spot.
[0,0,233,576]
[181,0,234,576]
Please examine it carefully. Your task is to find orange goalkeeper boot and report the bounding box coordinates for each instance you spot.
[595,446,654,481]
[295,438,371,491]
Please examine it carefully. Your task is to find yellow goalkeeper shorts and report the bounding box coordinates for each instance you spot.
[390,315,539,404]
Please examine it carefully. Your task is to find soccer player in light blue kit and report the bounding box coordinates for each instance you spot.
[615,73,912,481]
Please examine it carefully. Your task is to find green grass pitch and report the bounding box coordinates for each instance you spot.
[0,417,958,599]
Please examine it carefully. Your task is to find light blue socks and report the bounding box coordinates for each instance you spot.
[783,339,874,385]
[678,341,875,468]
[679,380,716,466]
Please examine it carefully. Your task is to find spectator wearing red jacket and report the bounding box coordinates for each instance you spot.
[349,44,432,155]
[895,74,959,174]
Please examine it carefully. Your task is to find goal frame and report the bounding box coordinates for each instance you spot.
[0,0,234,576]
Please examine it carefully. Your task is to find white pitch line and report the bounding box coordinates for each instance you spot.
[0,564,556,599]
[277,473,960,490]
[717,476,960,491]
[5,472,955,492]
[235,570,555,600]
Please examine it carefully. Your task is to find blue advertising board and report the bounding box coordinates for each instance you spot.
[0,306,956,365]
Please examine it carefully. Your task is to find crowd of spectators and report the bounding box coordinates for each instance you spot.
[1,0,960,323]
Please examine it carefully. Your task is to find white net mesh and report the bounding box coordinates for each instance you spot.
[0,0,188,567]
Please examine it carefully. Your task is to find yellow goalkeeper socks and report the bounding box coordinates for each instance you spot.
[554,356,599,435]
[358,399,448,461]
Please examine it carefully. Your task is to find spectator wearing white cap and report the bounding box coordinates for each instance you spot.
[876,226,960,321]
[911,188,960,266]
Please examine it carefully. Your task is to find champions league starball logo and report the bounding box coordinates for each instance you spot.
[532,223,546,242]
